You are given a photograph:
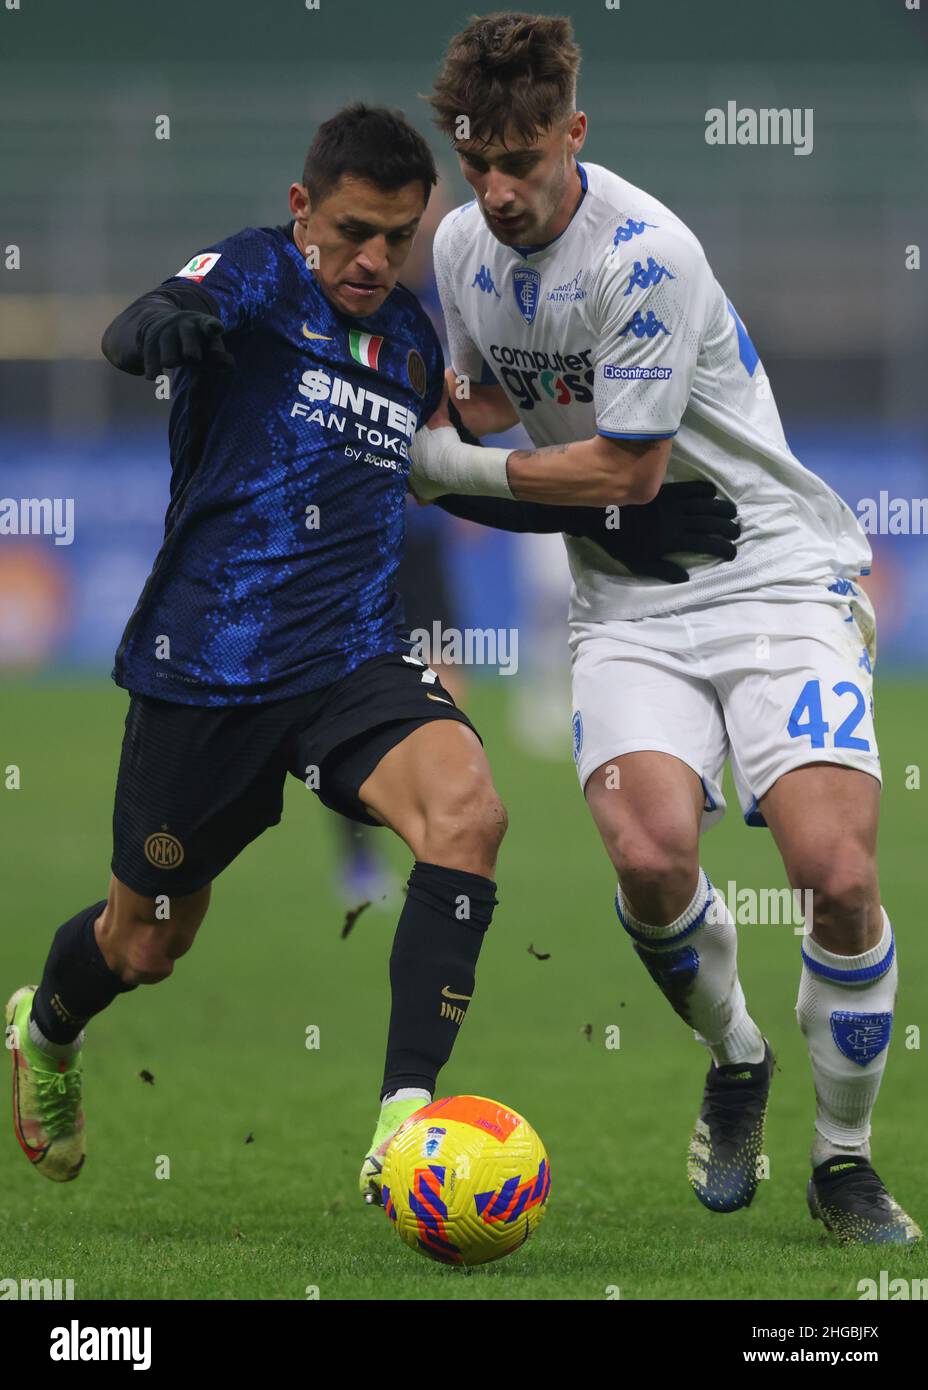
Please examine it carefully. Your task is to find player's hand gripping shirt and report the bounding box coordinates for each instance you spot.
[434,162,871,621]
[113,224,443,704]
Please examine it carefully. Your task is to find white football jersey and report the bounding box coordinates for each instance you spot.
[433,161,871,621]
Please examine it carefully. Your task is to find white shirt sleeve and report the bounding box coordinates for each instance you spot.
[591,227,712,440]
[433,208,486,384]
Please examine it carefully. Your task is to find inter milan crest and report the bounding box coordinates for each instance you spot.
[512,267,541,325]
[406,349,427,397]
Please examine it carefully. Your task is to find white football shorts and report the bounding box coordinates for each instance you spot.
[569,580,881,831]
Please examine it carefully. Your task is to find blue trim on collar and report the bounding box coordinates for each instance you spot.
[598,428,678,441]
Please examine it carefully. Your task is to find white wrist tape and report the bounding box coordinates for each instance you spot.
[409,426,514,500]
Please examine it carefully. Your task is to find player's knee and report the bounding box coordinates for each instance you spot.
[120,918,200,985]
[421,784,508,873]
[613,832,699,920]
[120,943,175,987]
[792,849,877,931]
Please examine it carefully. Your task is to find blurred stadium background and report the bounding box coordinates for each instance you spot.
[1,0,927,1300]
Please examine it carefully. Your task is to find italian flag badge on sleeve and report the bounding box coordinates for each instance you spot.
[175,252,222,282]
[348,330,384,371]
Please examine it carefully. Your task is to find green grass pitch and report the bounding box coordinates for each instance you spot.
[1,676,925,1300]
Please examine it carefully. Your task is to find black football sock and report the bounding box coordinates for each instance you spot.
[31,901,138,1045]
[381,861,497,1098]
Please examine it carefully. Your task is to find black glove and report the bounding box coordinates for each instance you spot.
[447,397,483,447]
[139,309,235,380]
[566,481,740,583]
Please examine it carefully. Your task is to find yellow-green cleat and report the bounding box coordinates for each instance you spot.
[359,1095,429,1206]
[5,985,85,1182]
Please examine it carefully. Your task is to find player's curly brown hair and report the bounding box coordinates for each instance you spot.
[427,11,582,149]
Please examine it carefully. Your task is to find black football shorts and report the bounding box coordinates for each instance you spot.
[110,651,477,898]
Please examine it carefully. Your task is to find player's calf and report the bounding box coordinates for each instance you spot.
[761,766,917,1239]
[95,877,211,986]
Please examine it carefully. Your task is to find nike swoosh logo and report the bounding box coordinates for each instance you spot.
[441,986,472,1001]
[426,693,454,706]
[302,324,333,341]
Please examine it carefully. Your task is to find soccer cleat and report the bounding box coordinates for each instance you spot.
[359,1095,429,1206]
[687,1042,773,1213]
[5,985,85,1182]
[807,1156,922,1246]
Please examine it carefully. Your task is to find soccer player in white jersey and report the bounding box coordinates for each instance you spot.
[409,11,920,1244]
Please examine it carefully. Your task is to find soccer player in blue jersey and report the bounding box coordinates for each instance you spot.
[5,103,738,1204]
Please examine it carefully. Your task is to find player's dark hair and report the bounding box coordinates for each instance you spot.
[302,104,438,206]
[428,11,582,148]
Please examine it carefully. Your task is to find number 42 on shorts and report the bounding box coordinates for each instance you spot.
[786,679,871,751]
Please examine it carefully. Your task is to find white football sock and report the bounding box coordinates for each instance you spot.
[28,1015,83,1059]
[382,1087,431,1107]
[617,869,766,1067]
[797,908,896,1166]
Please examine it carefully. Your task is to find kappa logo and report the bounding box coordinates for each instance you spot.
[612,217,657,246]
[618,309,671,339]
[472,264,501,298]
[624,256,676,296]
[175,251,221,282]
[512,267,542,325]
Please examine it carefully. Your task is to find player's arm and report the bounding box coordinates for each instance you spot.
[410,420,668,506]
[444,368,519,436]
[101,246,251,379]
[508,433,670,505]
[433,402,738,583]
[412,225,707,507]
[102,283,233,378]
